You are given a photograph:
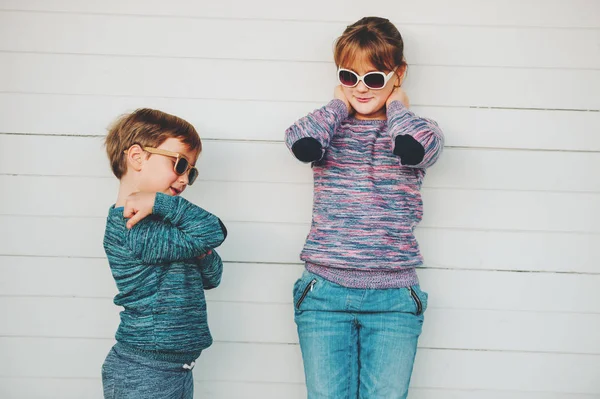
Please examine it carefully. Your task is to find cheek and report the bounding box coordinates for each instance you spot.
[342,87,354,99]
[165,168,179,181]
[380,85,395,99]
[148,160,177,181]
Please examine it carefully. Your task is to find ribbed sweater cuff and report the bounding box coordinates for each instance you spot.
[327,99,350,120]
[152,192,173,218]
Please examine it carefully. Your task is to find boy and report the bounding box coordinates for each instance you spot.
[101,108,227,398]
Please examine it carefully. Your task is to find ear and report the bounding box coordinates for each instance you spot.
[395,64,407,87]
[124,144,145,172]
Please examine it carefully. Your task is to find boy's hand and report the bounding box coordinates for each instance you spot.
[196,249,212,260]
[334,85,353,115]
[386,86,410,108]
[123,192,157,229]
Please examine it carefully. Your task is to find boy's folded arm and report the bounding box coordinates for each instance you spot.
[126,193,227,264]
[195,250,223,290]
[387,101,444,169]
[285,99,348,163]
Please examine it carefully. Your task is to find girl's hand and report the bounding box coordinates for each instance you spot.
[386,86,410,108]
[123,192,156,229]
[334,85,353,114]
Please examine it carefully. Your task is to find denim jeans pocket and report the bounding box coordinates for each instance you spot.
[407,285,428,316]
[293,274,318,310]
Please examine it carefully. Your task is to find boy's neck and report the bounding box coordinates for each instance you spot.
[115,177,138,208]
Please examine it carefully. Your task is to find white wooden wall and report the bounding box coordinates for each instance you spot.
[0,1,599,398]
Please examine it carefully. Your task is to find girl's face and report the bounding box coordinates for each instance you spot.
[339,55,402,120]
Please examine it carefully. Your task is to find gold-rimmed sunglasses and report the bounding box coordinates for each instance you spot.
[124,146,199,185]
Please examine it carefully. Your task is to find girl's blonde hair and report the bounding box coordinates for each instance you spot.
[334,17,406,73]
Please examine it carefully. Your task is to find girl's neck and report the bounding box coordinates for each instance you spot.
[353,107,387,121]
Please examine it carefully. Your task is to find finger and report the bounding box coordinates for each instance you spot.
[126,210,148,229]
[123,206,137,219]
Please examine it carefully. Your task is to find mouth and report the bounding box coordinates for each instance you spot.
[169,187,183,196]
[355,97,372,103]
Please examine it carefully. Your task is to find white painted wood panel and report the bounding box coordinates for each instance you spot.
[2,380,598,399]
[1,175,599,234]
[1,338,598,394]
[2,297,598,355]
[3,258,599,314]
[0,379,307,399]
[0,216,597,273]
[2,95,598,150]
[2,53,599,110]
[2,11,599,69]
[2,258,599,313]
[1,0,598,28]
[0,378,105,399]
[1,1,599,397]
[3,135,600,192]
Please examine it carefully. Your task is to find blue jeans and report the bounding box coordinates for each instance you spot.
[294,271,427,399]
[101,343,196,399]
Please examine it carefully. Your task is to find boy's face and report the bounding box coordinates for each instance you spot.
[340,55,400,120]
[137,138,199,196]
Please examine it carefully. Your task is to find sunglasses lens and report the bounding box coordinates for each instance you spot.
[364,73,385,89]
[188,168,198,185]
[338,70,358,87]
[175,158,188,175]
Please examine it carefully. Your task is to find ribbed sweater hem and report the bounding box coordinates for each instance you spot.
[306,262,419,289]
[115,342,202,364]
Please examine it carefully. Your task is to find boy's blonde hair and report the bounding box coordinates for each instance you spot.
[334,17,406,72]
[105,108,201,179]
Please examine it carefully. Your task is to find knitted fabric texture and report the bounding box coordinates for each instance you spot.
[103,193,226,363]
[285,100,444,289]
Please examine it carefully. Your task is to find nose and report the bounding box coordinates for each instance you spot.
[355,80,369,92]
[178,171,189,185]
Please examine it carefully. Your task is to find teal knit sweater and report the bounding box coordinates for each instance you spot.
[103,193,227,363]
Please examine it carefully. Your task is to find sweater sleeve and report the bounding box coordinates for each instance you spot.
[126,193,227,264]
[387,101,444,169]
[284,99,348,163]
[195,250,223,290]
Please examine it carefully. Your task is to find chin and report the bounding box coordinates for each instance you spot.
[352,103,386,119]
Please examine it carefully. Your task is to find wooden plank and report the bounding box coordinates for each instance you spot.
[409,390,600,399]
[2,95,598,151]
[1,0,598,28]
[2,53,599,109]
[1,11,598,69]
[0,378,104,399]
[1,297,598,354]
[2,258,599,313]
[2,135,600,191]
[1,338,598,393]
[0,216,597,273]
[1,175,599,234]
[0,379,307,399]
[196,382,305,399]
[0,257,118,298]
[1,379,597,399]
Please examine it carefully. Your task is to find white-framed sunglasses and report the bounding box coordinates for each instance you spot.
[337,67,397,90]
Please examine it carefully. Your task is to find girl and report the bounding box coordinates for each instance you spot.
[285,17,444,398]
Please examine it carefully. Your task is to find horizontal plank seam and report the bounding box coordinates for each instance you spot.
[1,8,600,30]
[0,91,598,112]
